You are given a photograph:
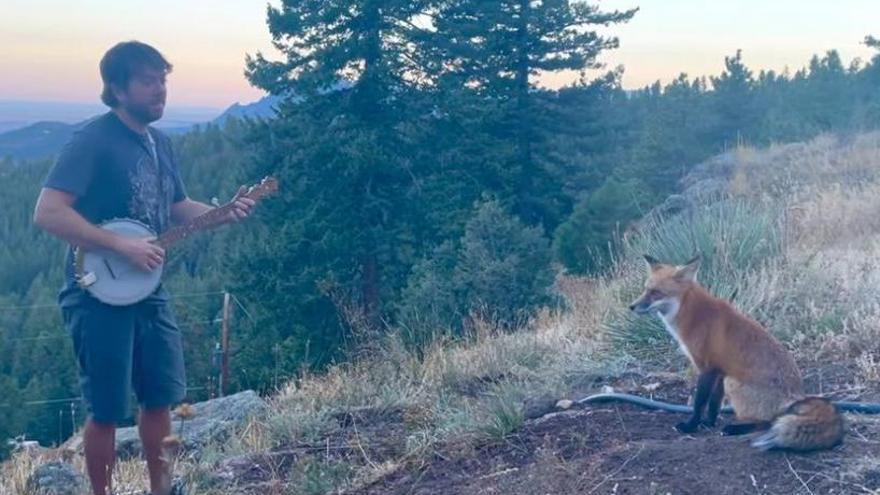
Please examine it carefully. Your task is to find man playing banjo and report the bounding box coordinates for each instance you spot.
[33,41,255,495]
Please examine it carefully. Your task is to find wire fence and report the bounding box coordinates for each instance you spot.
[0,291,254,446]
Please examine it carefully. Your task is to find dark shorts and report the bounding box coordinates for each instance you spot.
[60,288,186,424]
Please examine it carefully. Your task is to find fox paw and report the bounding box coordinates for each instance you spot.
[675,421,699,433]
[676,419,716,433]
[721,423,758,436]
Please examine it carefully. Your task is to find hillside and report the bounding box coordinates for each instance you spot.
[4,131,880,494]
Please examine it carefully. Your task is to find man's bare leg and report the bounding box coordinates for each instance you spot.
[83,418,116,495]
[139,407,173,495]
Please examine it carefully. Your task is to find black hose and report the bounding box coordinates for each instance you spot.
[833,401,880,414]
[577,393,733,414]
[577,393,880,415]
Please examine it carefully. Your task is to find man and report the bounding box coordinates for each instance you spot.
[32,41,254,495]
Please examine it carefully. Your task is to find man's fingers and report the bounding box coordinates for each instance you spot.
[143,254,162,270]
[224,185,256,224]
[227,202,251,222]
[233,200,254,214]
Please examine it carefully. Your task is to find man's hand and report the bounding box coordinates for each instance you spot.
[115,236,165,272]
[225,185,256,223]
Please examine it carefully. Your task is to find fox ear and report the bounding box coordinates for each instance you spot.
[643,254,662,271]
[676,254,702,282]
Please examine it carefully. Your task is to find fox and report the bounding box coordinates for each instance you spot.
[628,254,844,451]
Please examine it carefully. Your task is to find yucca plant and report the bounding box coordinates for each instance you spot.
[603,197,787,364]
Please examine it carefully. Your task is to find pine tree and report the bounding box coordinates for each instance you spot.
[243,0,443,359]
[710,50,756,146]
[553,176,646,274]
[432,0,636,230]
[800,51,853,132]
[861,36,880,128]
[398,199,555,338]
[454,199,554,327]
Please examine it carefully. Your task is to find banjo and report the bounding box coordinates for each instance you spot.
[74,176,278,305]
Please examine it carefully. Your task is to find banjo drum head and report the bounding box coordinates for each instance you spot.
[82,219,164,306]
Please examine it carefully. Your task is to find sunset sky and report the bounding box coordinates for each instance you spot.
[2,0,877,109]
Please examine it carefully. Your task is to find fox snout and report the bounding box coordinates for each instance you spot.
[629,294,652,314]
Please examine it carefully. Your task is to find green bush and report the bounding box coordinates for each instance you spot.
[397,200,556,347]
[455,200,556,327]
[553,177,648,275]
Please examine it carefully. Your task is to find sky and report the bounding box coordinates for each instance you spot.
[1,0,878,109]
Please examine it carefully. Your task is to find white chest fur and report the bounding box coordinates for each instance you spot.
[656,300,696,366]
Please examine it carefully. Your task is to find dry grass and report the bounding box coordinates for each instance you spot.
[608,132,880,367]
[0,450,183,495]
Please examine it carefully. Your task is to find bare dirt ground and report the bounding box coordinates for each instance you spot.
[215,368,880,495]
[355,402,880,495]
[359,366,880,495]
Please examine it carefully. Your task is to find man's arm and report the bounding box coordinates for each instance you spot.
[33,188,166,272]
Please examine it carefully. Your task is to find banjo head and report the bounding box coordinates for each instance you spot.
[81,219,163,306]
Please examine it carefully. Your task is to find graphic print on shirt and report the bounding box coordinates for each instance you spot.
[127,141,172,234]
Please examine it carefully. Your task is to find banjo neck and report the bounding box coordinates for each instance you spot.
[156,176,278,249]
[157,206,232,248]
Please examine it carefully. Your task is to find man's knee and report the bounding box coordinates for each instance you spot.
[86,416,117,431]
[140,406,171,419]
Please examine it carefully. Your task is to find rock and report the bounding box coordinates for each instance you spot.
[115,390,268,459]
[66,390,268,460]
[555,399,574,410]
[25,461,87,495]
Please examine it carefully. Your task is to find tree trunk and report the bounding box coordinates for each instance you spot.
[514,0,536,225]
[358,0,383,328]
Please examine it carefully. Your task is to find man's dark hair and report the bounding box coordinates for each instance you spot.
[99,41,172,107]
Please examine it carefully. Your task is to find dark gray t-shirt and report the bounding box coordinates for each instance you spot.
[43,111,187,298]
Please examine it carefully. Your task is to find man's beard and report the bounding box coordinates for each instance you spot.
[124,100,164,125]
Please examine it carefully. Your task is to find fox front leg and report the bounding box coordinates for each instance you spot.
[703,374,725,427]
[676,369,722,433]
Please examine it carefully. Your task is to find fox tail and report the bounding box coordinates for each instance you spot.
[751,397,844,451]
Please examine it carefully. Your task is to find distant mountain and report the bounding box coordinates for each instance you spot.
[0,121,30,134]
[0,100,220,134]
[213,95,282,124]
[0,120,87,162]
[0,96,280,162]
